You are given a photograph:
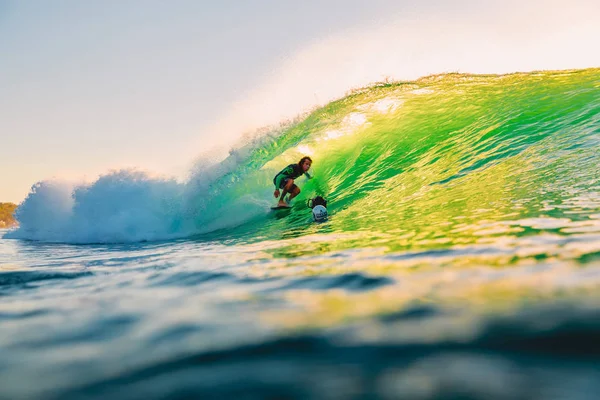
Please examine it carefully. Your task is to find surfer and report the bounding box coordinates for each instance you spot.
[273,156,312,207]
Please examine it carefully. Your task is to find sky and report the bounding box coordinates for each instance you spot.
[1,0,599,203]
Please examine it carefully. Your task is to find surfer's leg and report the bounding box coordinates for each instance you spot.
[287,186,301,202]
[277,179,294,206]
[278,179,294,206]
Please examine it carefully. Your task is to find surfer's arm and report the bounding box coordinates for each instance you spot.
[274,174,285,189]
[274,166,295,188]
[274,171,288,197]
[304,172,312,179]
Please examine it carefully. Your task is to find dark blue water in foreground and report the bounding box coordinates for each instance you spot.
[1,231,599,400]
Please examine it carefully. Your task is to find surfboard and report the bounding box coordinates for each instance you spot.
[270,205,291,210]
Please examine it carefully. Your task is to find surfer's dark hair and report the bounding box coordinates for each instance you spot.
[308,196,327,208]
[299,156,312,166]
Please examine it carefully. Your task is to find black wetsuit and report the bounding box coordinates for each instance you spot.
[273,164,311,190]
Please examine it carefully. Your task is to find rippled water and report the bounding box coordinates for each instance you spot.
[2,228,600,399]
[2,69,600,399]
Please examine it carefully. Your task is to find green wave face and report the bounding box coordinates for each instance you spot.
[198,68,600,264]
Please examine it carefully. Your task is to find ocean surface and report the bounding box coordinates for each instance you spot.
[2,68,600,399]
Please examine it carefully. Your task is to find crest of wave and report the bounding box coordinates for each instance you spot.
[5,120,302,244]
